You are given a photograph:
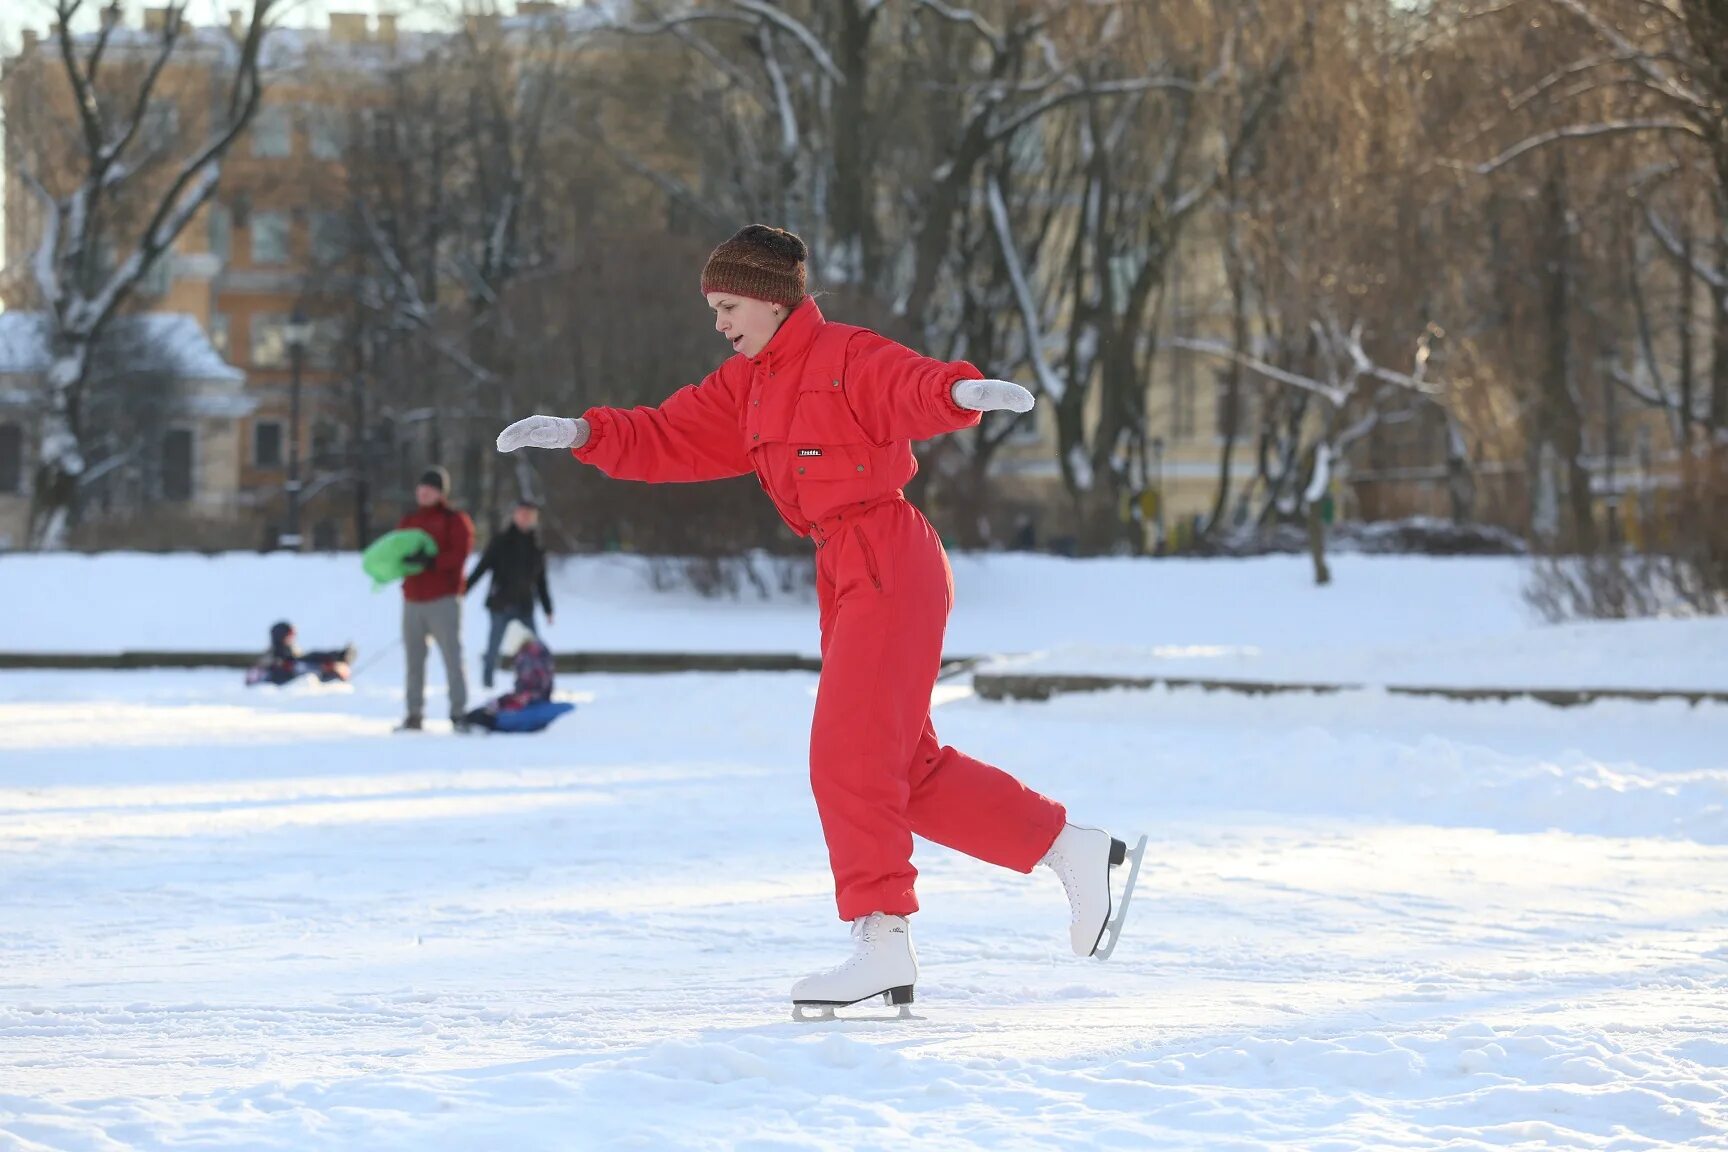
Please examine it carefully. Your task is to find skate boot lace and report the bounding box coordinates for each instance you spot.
[811,915,881,979]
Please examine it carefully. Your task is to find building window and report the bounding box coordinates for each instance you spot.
[209,313,230,357]
[312,419,340,465]
[141,100,179,150]
[251,314,287,368]
[0,422,21,494]
[251,211,290,265]
[1214,373,1254,439]
[251,105,292,158]
[313,518,341,551]
[361,107,395,151]
[138,251,171,296]
[208,201,231,263]
[162,427,194,501]
[311,211,347,265]
[254,421,284,468]
[308,107,347,160]
[308,316,344,370]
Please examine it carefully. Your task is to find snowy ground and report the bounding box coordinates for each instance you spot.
[4,657,1727,1149]
[3,553,1724,1147]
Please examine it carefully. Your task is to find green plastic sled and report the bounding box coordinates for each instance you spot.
[362,528,437,589]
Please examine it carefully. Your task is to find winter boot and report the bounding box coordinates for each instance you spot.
[1042,823,1146,959]
[395,715,423,732]
[791,912,918,1021]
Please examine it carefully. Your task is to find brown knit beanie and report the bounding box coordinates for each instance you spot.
[700,225,808,306]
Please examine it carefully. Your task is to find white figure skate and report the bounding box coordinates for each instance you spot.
[1042,823,1148,959]
[790,912,918,1022]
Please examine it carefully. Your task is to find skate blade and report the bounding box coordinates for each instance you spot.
[1092,834,1148,961]
[792,986,916,1023]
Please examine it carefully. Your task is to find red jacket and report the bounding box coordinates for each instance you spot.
[398,501,475,602]
[573,299,981,537]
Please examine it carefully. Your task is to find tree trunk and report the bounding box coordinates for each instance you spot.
[1540,165,1596,553]
[1203,211,1248,540]
[829,1,878,286]
[1711,227,1728,435]
[1306,500,1331,586]
[27,346,91,549]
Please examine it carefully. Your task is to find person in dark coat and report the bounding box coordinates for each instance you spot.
[247,621,354,686]
[465,499,555,689]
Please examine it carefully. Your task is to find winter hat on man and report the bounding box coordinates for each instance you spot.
[270,621,294,646]
[700,225,807,306]
[500,618,536,659]
[419,466,449,493]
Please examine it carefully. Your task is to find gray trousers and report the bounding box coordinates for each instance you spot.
[403,596,467,720]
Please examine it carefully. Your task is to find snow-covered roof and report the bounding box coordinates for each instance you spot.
[500,0,626,35]
[0,312,244,383]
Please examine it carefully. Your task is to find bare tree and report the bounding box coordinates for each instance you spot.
[13,0,278,548]
[347,3,571,524]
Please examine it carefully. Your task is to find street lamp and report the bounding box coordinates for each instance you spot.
[280,305,312,551]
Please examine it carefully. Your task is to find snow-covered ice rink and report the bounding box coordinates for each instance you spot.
[2,554,1726,1149]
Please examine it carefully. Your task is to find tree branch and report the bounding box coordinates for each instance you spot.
[910,0,1005,54]
[1468,118,1706,174]
[1548,0,1712,113]
[1168,337,1351,406]
[54,0,106,160]
[1643,204,1728,294]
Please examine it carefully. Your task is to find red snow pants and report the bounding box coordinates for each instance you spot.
[810,496,1067,920]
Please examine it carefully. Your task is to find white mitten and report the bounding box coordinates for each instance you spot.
[497,415,588,452]
[952,379,1035,414]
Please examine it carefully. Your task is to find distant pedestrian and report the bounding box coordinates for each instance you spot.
[465,499,554,689]
[396,466,474,732]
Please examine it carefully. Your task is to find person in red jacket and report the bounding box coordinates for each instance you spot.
[497,225,1144,1018]
[397,466,475,732]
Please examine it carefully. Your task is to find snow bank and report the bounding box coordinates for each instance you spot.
[984,614,1728,692]
[0,551,1533,659]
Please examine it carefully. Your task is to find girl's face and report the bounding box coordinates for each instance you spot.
[707,292,787,359]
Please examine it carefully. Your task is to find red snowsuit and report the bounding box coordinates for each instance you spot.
[574,299,1066,919]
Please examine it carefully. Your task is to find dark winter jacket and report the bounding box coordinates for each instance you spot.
[495,638,555,712]
[466,524,553,616]
[397,501,475,602]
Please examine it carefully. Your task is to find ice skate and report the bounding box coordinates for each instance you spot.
[790,912,918,1021]
[1042,823,1148,960]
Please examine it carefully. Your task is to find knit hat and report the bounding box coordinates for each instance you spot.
[500,619,536,658]
[700,225,807,306]
[270,621,294,645]
[419,466,449,493]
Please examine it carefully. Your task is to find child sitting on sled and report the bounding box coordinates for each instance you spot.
[246,621,355,686]
[462,619,568,732]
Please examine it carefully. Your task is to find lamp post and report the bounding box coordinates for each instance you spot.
[280,306,312,551]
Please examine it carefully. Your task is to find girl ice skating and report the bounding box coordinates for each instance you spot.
[497,224,1146,1019]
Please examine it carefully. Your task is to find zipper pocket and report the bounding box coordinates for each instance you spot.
[853,526,883,591]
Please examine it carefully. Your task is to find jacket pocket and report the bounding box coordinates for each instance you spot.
[853,526,883,592]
